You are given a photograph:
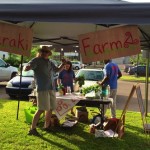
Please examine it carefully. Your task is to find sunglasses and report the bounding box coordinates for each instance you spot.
[41,50,49,53]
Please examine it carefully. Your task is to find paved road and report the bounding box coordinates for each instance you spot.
[0,81,150,112]
[117,80,150,112]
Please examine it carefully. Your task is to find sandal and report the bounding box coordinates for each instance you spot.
[28,128,40,136]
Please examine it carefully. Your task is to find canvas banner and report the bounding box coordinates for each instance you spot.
[0,22,33,56]
[79,25,141,63]
[54,98,79,120]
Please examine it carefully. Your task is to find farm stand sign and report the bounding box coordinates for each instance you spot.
[0,22,33,56]
[79,25,141,63]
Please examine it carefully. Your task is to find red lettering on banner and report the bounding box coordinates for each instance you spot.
[0,33,29,51]
[110,41,122,50]
[93,44,100,54]
[63,103,68,109]
[9,39,16,47]
[56,106,62,112]
[124,32,139,48]
[57,99,63,105]
[82,37,90,56]
[18,33,24,50]
[91,32,139,54]
[102,42,109,52]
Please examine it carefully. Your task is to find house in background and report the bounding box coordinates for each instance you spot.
[0,51,8,59]
[113,56,130,64]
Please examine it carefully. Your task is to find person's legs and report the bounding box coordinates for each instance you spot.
[44,110,52,128]
[28,109,44,136]
[110,89,117,118]
[31,110,44,130]
[49,90,57,110]
[43,90,57,129]
[37,90,51,129]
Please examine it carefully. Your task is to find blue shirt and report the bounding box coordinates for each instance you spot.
[104,61,121,89]
[58,69,75,92]
[28,57,57,91]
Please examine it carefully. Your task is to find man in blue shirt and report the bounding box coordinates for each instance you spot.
[98,59,122,118]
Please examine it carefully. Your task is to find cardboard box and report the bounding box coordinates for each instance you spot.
[51,114,60,127]
[75,107,88,123]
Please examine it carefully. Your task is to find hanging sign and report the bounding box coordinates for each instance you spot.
[79,25,141,63]
[0,22,33,56]
[54,98,79,120]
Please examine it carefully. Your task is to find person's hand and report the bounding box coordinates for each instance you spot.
[97,81,102,85]
[61,58,66,65]
[24,65,31,71]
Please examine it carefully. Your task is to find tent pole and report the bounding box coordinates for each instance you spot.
[16,55,23,120]
[145,51,150,116]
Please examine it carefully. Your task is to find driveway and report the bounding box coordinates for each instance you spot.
[117,80,150,112]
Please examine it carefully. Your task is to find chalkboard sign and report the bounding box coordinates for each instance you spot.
[136,85,145,117]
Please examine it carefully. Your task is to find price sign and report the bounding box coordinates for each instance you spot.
[54,98,79,120]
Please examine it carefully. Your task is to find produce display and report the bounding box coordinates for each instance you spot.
[75,75,85,87]
[81,84,102,99]
[58,84,65,95]
[82,84,101,95]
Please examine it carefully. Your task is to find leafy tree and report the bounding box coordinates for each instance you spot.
[130,53,147,65]
[4,46,60,67]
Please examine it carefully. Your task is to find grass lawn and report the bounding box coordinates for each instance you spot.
[0,99,150,150]
[120,75,150,83]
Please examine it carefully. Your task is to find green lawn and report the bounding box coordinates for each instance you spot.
[120,75,150,83]
[0,99,150,150]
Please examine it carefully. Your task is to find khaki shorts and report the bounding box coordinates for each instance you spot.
[36,90,56,111]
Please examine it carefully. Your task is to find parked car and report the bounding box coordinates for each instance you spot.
[75,68,104,88]
[124,64,134,73]
[0,58,18,81]
[6,69,34,98]
[6,68,58,98]
[71,61,83,70]
[128,65,150,76]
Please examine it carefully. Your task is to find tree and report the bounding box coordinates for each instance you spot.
[130,53,147,65]
[4,46,60,67]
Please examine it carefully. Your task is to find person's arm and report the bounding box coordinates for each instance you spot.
[97,76,109,86]
[73,71,76,82]
[24,64,31,71]
[97,65,110,86]
[57,78,61,87]
[57,71,63,86]
[24,58,37,71]
[53,59,66,72]
[57,63,65,72]
[118,69,122,79]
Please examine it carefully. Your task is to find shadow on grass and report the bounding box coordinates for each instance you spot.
[38,135,73,150]
[37,122,150,150]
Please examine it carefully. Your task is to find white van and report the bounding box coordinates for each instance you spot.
[0,58,18,81]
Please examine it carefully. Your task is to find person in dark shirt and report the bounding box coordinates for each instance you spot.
[57,61,75,115]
